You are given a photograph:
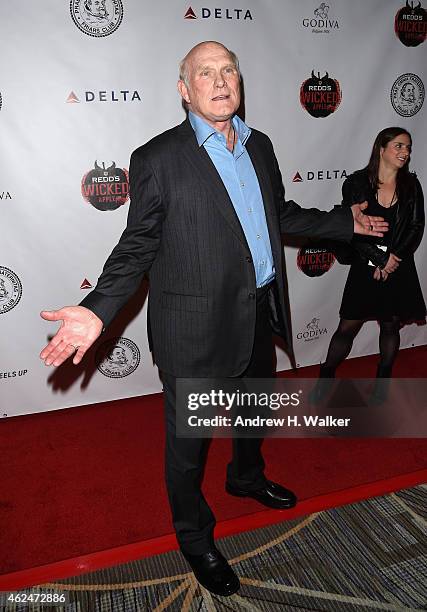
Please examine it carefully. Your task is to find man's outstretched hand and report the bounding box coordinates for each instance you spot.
[351,202,389,237]
[40,306,103,367]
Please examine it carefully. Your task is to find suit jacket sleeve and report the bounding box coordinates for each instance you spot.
[79,150,165,327]
[273,151,353,242]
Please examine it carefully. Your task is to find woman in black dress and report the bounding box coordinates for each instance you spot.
[320,126,425,382]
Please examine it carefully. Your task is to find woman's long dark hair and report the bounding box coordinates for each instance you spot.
[365,127,414,198]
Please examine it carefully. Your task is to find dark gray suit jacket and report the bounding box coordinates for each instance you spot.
[80,118,353,376]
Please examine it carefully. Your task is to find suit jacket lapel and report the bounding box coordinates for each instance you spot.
[178,120,249,248]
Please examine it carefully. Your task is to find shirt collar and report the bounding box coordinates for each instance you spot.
[189,111,251,147]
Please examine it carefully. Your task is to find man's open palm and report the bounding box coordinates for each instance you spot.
[40,306,103,367]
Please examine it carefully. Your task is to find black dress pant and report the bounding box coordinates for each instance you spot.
[161,283,274,554]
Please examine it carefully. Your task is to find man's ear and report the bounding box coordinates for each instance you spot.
[177,80,190,104]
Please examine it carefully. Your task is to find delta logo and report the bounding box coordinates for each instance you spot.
[394,1,426,47]
[184,6,253,20]
[80,279,93,290]
[66,90,141,103]
[292,169,348,182]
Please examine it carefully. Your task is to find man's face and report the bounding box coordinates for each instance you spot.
[401,83,415,103]
[85,0,107,18]
[178,43,241,128]
[108,347,127,364]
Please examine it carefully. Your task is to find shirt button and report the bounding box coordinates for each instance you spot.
[241,182,245,187]
[248,293,256,300]
[246,256,253,263]
[248,208,253,213]
[256,234,260,239]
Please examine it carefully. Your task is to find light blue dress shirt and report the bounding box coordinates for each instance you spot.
[189,111,275,288]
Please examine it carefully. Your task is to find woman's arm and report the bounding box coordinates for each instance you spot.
[341,174,389,268]
[393,178,425,259]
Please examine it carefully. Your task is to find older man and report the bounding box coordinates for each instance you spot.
[40,41,387,596]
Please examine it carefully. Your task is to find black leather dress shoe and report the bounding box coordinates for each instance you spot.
[226,480,297,509]
[182,547,240,596]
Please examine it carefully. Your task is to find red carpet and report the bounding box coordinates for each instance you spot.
[0,346,426,589]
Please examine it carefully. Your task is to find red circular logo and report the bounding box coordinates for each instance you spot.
[297,246,336,277]
[300,71,342,118]
[81,161,129,211]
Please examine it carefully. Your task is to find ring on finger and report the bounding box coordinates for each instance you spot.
[68,344,79,352]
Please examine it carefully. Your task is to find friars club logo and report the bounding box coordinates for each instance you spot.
[302,3,340,33]
[81,161,129,211]
[395,1,426,47]
[184,6,253,20]
[0,266,22,315]
[96,337,140,378]
[292,169,348,182]
[66,90,141,103]
[0,190,12,200]
[296,317,328,342]
[300,71,341,118]
[70,0,123,37]
[391,73,424,117]
[297,247,335,277]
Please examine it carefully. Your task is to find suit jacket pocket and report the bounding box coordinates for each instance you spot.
[161,291,208,313]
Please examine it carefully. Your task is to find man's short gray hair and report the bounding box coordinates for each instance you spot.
[179,42,240,87]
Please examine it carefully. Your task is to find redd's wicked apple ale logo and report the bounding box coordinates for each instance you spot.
[300,71,342,118]
[81,161,129,211]
[395,0,426,47]
[297,247,335,277]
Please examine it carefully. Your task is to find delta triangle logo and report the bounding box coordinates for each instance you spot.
[184,6,197,19]
[292,171,303,182]
[80,278,93,290]
[66,91,80,103]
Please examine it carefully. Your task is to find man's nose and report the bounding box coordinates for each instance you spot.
[214,75,227,87]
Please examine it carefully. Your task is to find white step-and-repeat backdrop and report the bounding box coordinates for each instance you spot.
[1,0,426,417]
